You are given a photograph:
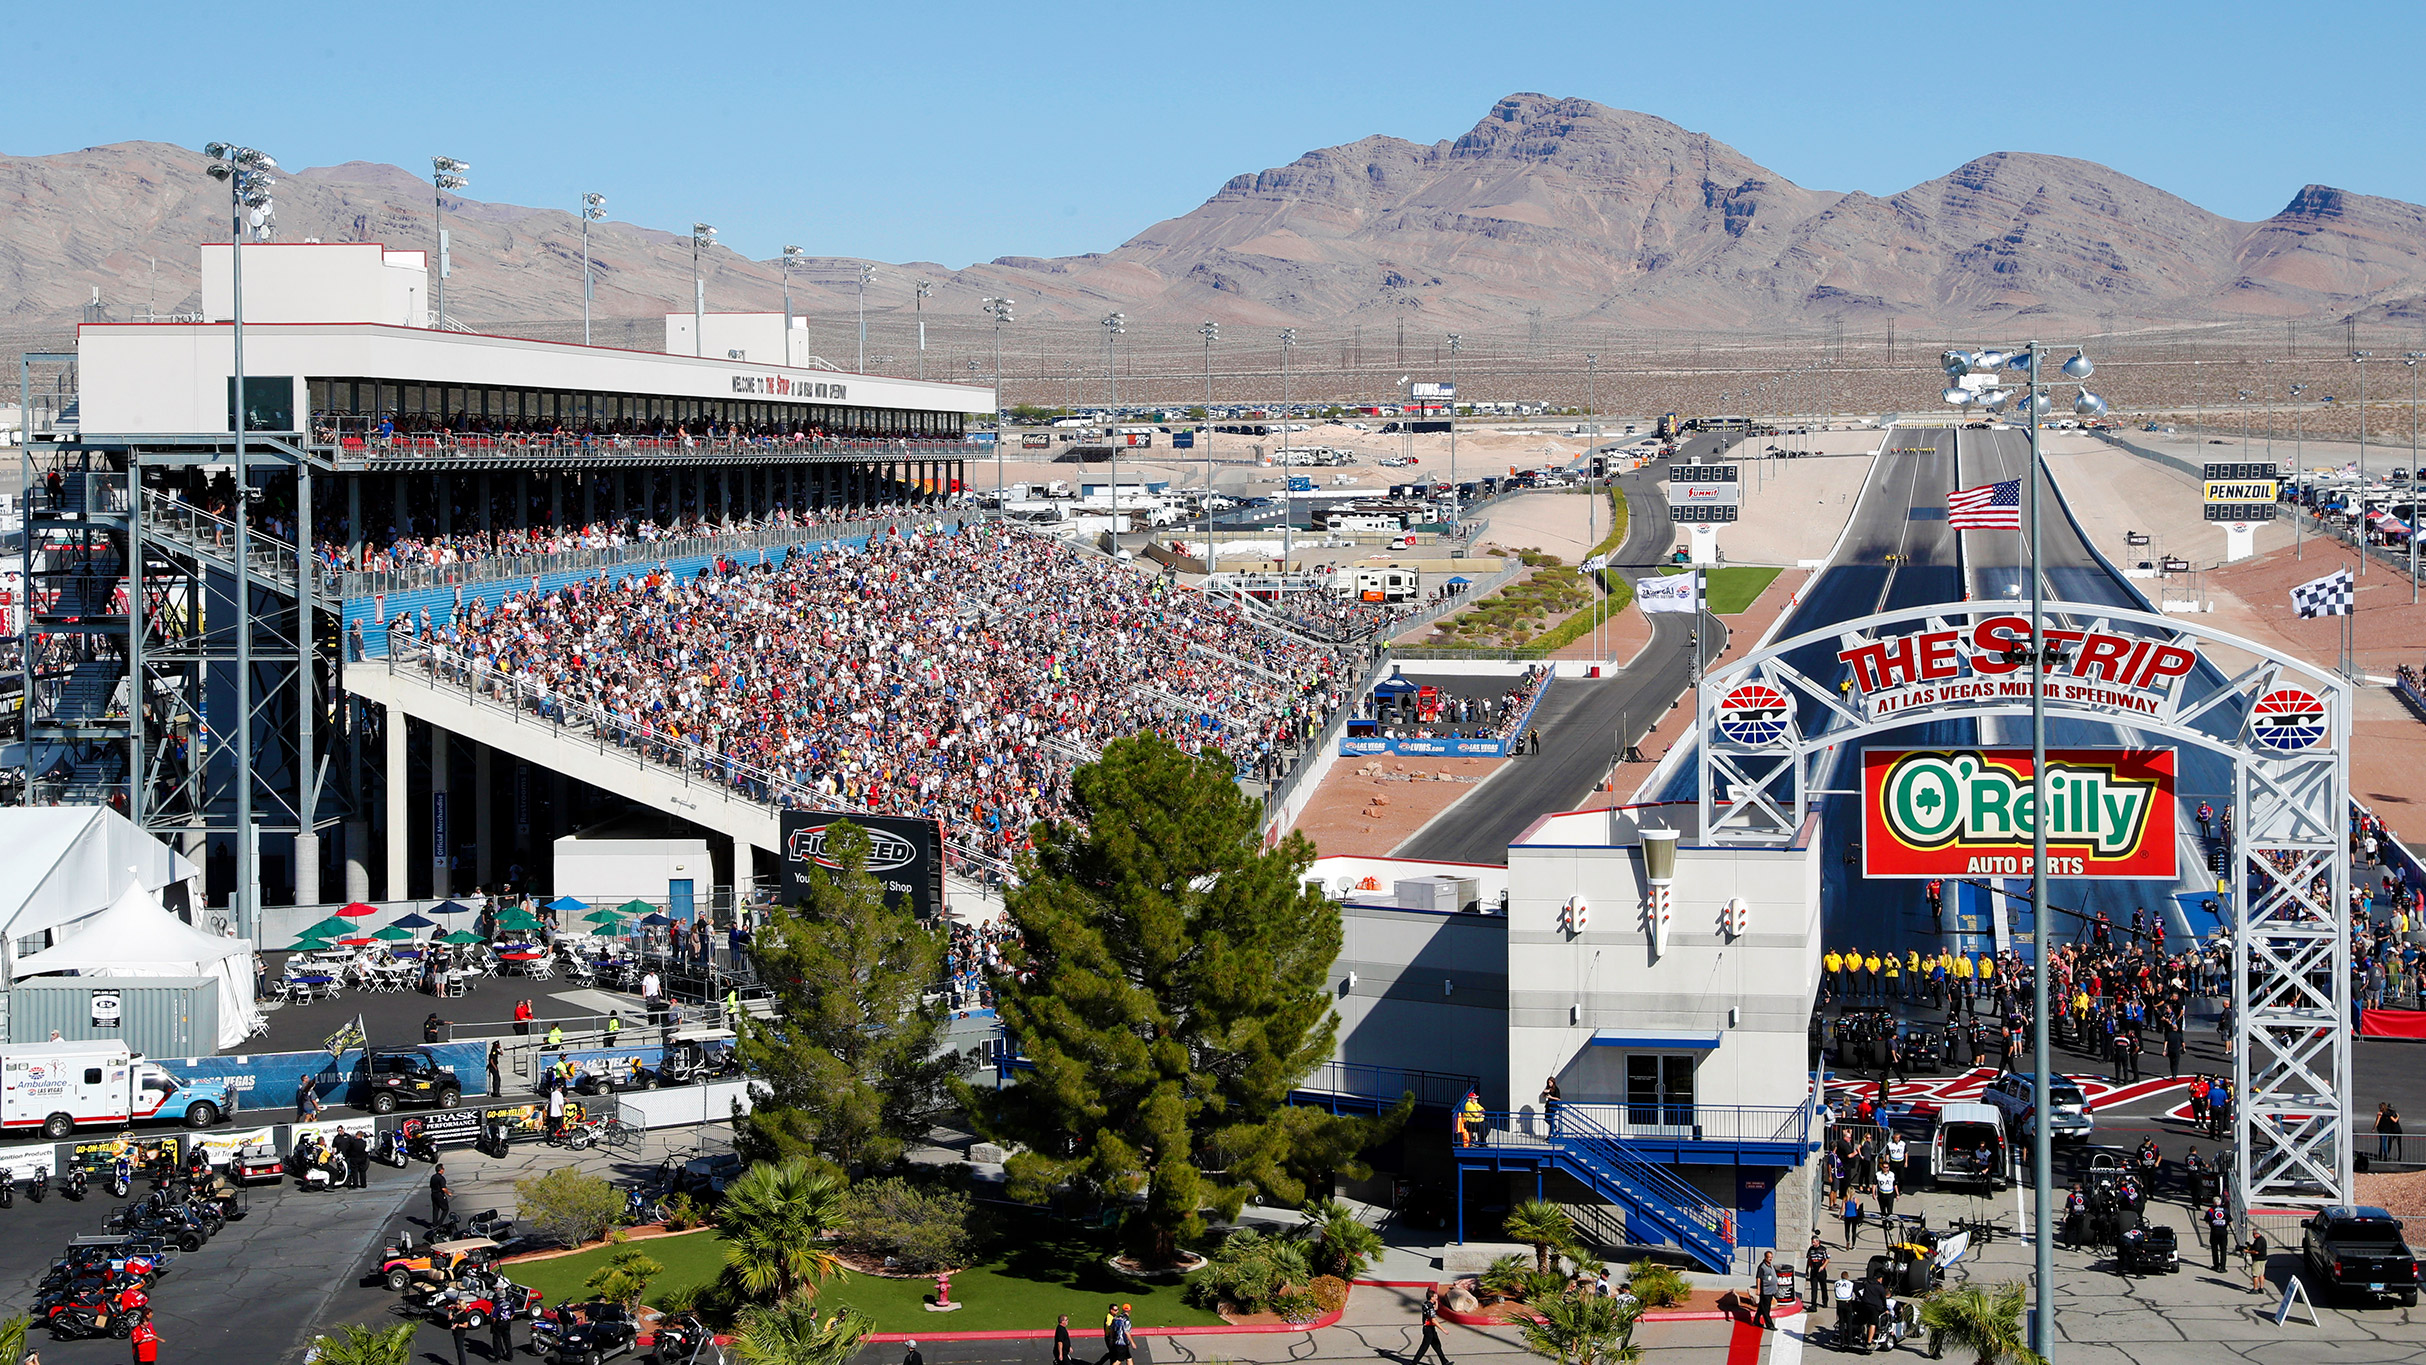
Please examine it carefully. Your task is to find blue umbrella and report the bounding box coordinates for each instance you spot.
[637,912,674,926]
[429,900,474,917]
[545,896,591,913]
[388,912,439,930]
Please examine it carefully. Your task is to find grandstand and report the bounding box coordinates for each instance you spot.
[18,241,996,933]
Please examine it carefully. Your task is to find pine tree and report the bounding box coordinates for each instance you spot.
[965,733,1404,1264]
[737,821,964,1172]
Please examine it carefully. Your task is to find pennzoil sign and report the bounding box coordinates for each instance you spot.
[1862,748,2177,880]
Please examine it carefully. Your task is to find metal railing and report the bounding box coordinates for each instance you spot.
[1477,1107,1736,1260]
[382,639,1019,884]
[1262,651,1394,817]
[142,495,310,594]
[1294,1059,1480,1111]
[318,422,985,464]
[1498,1099,1814,1147]
[332,511,937,601]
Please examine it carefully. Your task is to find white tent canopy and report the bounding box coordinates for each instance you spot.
[0,807,199,960]
[13,883,255,1049]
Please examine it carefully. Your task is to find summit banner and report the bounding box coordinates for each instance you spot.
[1861,747,2177,880]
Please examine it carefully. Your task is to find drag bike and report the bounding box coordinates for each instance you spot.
[27,1163,48,1202]
[0,1164,14,1209]
[374,1129,410,1167]
[108,1155,132,1199]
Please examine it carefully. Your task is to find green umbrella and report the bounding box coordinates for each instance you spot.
[582,907,629,926]
[495,909,542,929]
[373,925,414,941]
[614,899,657,918]
[439,930,483,945]
[284,935,334,952]
[299,915,353,940]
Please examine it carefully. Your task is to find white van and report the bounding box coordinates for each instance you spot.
[1930,1102,2009,1190]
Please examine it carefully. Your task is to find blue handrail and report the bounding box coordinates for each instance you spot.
[1556,1110,1737,1244]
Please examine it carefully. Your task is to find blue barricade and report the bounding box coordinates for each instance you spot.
[160,1040,494,1110]
[1340,736,1510,757]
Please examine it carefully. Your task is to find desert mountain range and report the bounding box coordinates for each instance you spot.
[7,93,2426,344]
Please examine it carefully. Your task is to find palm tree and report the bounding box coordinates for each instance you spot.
[1302,1198,1386,1279]
[732,1301,871,1365]
[719,1158,848,1302]
[1504,1199,1578,1274]
[1917,1283,2045,1365]
[303,1322,418,1365]
[0,1316,25,1365]
[1517,1291,1640,1365]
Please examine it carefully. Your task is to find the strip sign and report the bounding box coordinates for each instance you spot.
[1833,615,2216,725]
[1862,747,2177,879]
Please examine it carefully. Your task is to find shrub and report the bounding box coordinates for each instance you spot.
[584,1247,663,1311]
[1307,1274,1350,1316]
[660,1192,703,1232]
[1186,1228,1312,1314]
[1520,1268,1572,1303]
[513,1166,624,1248]
[835,1177,976,1274]
[1478,1252,1532,1301]
[1624,1259,1690,1309]
[1300,1198,1384,1280]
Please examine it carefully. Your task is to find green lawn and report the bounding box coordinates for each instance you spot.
[1656,565,1782,614]
[506,1222,1226,1334]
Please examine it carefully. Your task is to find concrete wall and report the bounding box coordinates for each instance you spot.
[553,836,712,906]
[1331,903,1510,1105]
[201,243,427,328]
[1505,832,1820,1114]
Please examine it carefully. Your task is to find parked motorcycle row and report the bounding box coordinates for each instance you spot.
[26,1149,244,1341]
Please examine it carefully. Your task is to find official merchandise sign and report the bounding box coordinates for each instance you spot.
[89,990,122,1029]
[1862,747,2177,879]
[779,810,946,917]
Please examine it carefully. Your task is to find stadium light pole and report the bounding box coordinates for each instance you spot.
[780,245,805,356]
[1951,342,2102,1362]
[983,297,1015,497]
[2292,384,2309,560]
[2356,351,2373,572]
[856,265,876,372]
[1281,327,1298,569]
[915,280,933,381]
[204,140,277,944]
[2409,355,2423,602]
[1447,332,1463,538]
[1201,320,1220,577]
[689,224,716,357]
[430,157,468,328]
[1103,312,1126,541]
[580,192,606,346]
[1587,352,1602,662]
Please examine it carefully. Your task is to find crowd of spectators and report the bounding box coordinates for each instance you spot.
[1267,577,1481,644]
[943,917,1016,1010]
[394,523,1363,872]
[318,503,913,575]
[321,413,961,452]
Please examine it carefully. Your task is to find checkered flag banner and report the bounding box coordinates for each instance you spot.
[2290,567,2354,618]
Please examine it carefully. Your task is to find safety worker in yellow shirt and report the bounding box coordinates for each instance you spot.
[1882,952,1903,1004]
[1824,948,1845,1002]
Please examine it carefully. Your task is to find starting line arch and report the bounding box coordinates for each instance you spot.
[1696,599,2351,1210]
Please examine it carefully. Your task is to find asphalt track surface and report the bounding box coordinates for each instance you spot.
[1396,437,1736,862]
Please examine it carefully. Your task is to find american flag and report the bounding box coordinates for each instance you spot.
[1947,478,2022,530]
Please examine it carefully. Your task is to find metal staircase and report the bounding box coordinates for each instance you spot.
[1547,1111,1737,1270]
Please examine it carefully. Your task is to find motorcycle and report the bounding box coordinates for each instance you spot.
[374,1129,410,1168]
[650,1312,715,1364]
[0,1164,14,1209]
[432,1208,515,1243]
[109,1156,132,1199]
[65,1163,89,1200]
[27,1163,48,1202]
[405,1128,442,1164]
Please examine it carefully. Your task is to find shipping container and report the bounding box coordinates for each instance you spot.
[8,977,219,1061]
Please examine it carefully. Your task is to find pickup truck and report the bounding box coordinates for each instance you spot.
[1979,1070,2095,1143]
[2300,1206,2419,1306]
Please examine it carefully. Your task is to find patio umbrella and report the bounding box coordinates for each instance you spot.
[429,900,473,917]
[496,907,542,927]
[544,896,591,914]
[438,930,483,945]
[389,912,439,931]
[615,899,656,918]
[337,936,376,947]
[637,912,674,926]
[373,925,415,941]
[337,901,379,918]
[583,907,630,926]
[284,935,334,952]
[299,915,354,940]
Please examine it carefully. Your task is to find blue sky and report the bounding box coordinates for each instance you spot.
[20,1,2420,268]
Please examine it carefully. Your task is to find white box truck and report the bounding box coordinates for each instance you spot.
[0,1040,238,1138]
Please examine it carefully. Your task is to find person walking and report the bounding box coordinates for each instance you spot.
[2243,1227,2270,1295]
[1754,1251,1781,1330]
[2378,1102,2404,1161]
[1053,1315,1072,1365]
[2205,1202,2233,1273]
[1875,1162,1898,1222]
[1841,1193,1864,1248]
[489,1299,515,1363]
[1411,1288,1452,1365]
[1804,1231,1830,1295]
[448,1300,472,1365]
[129,1312,159,1364]
[902,1343,923,1365]
[295,1073,318,1123]
[486,1041,502,1097]
[429,1162,451,1226]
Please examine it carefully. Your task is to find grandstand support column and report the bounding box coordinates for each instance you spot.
[438,484,452,537]
[347,477,362,566]
[393,474,407,541]
[732,835,753,912]
[475,741,494,889]
[432,725,451,899]
[478,473,493,533]
[344,819,370,904]
[385,709,408,901]
[549,472,562,529]
[613,470,627,522]
[296,461,318,906]
[581,473,594,526]
[718,467,730,520]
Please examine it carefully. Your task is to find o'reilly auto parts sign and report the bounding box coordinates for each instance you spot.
[779,810,945,918]
[1861,747,2176,880]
